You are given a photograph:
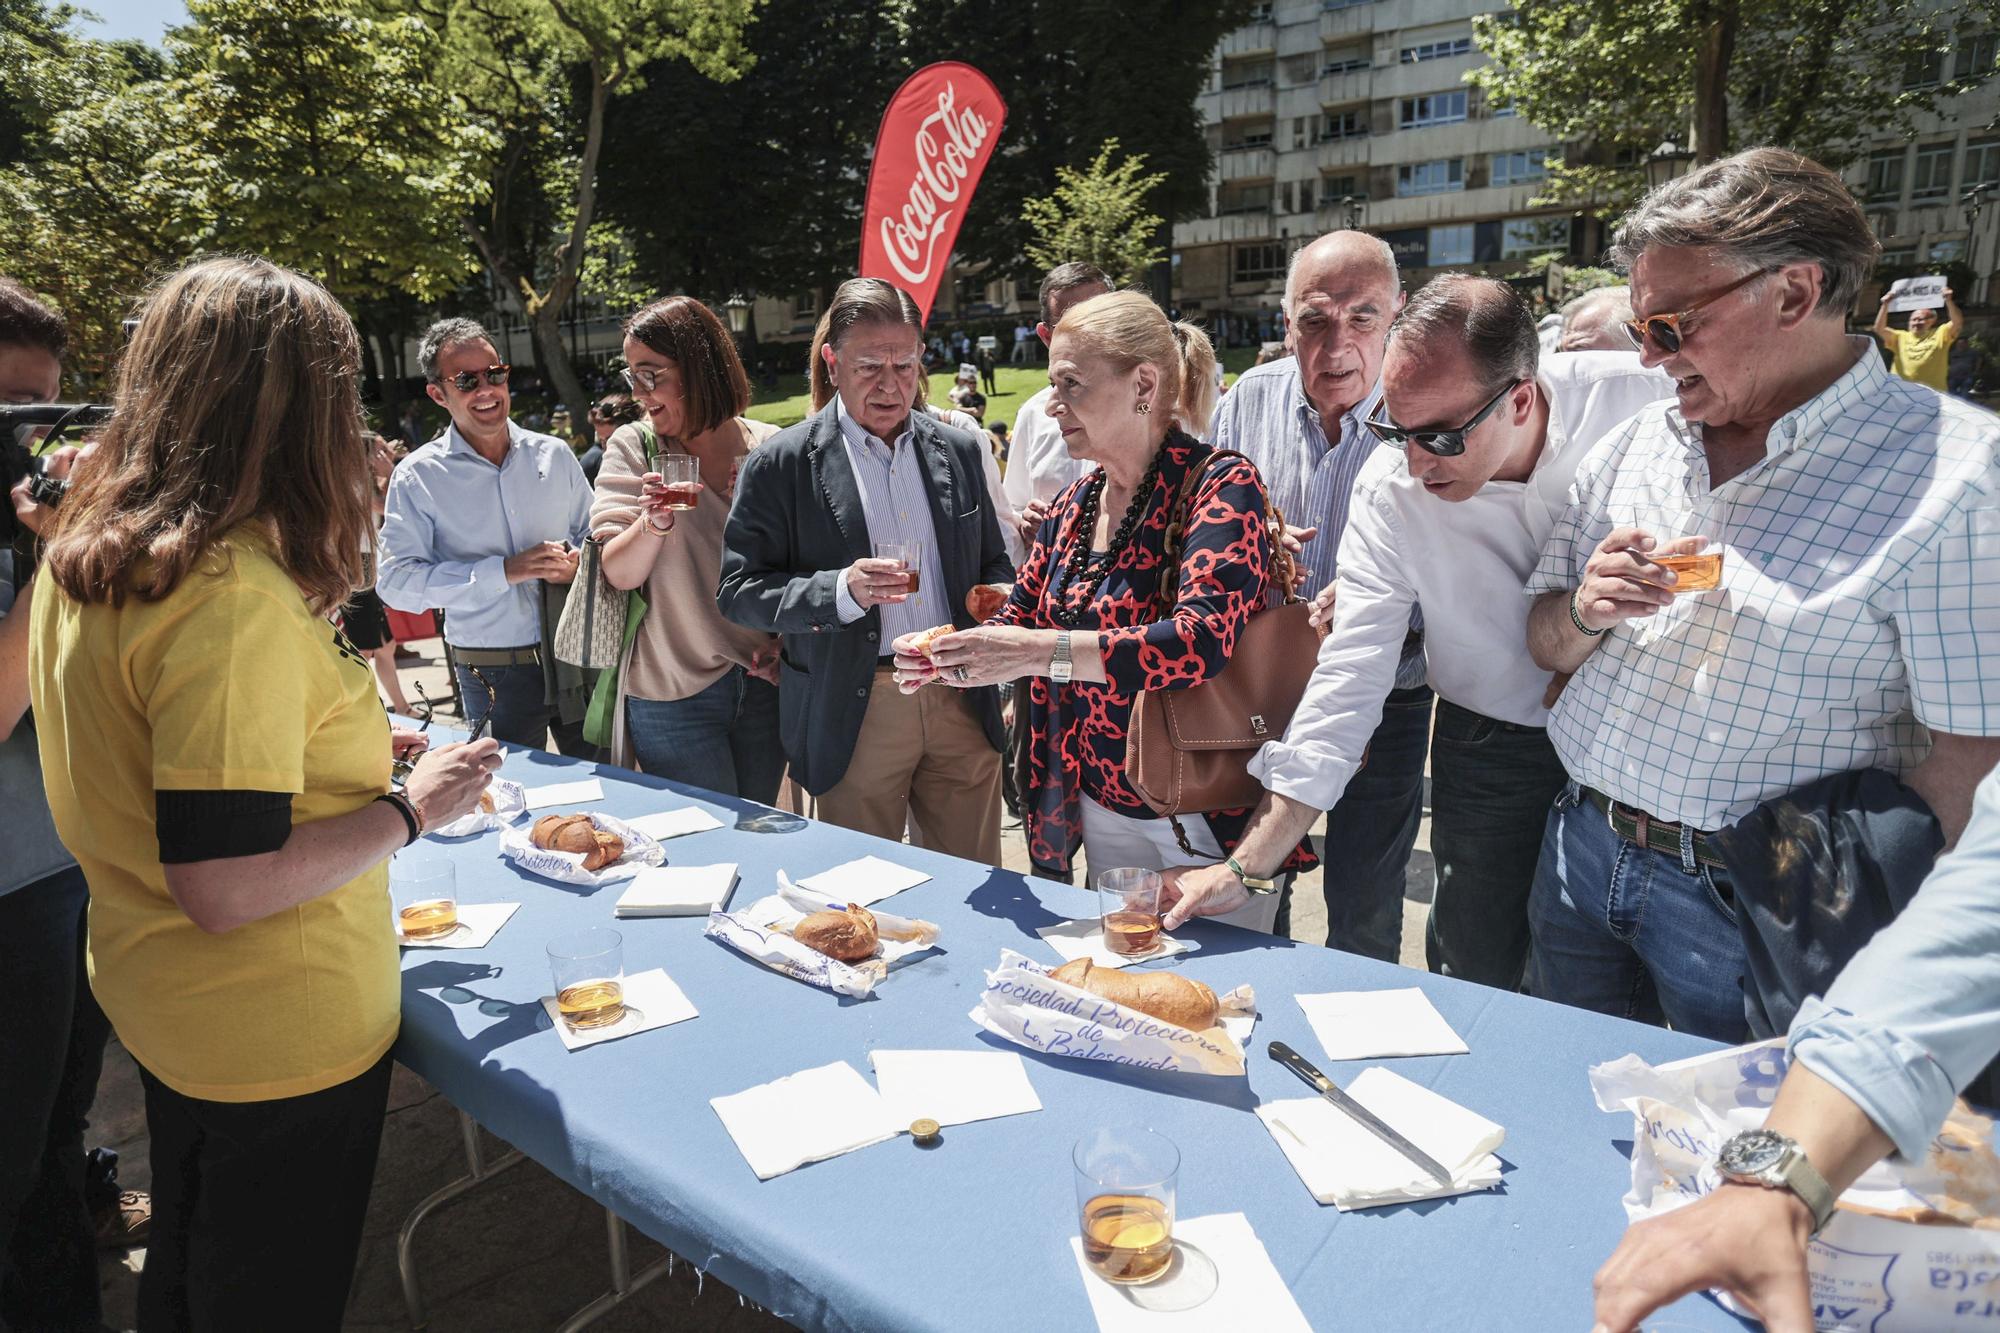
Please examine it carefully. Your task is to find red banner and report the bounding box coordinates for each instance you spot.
[859,62,1007,323]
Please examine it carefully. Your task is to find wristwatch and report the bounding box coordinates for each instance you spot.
[1049,630,1073,684]
[1225,855,1278,895]
[1716,1128,1838,1234]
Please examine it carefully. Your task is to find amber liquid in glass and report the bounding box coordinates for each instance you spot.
[898,568,920,595]
[399,899,459,940]
[557,978,626,1030]
[1655,550,1723,593]
[1080,1194,1173,1284]
[1103,911,1163,956]
[663,481,700,510]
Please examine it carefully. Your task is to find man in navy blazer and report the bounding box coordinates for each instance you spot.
[719,279,1013,863]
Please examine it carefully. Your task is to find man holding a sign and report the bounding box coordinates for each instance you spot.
[1872,277,1963,392]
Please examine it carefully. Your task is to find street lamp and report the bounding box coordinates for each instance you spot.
[1963,184,1996,304]
[723,293,751,337]
[1644,139,1697,192]
[1340,194,1365,232]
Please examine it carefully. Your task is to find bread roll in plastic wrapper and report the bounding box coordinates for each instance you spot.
[704,873,940,999]
[497,811,663,886]
[969,949,1256,1076]
[427,778,527,839]
[1590,1039,2000,1331]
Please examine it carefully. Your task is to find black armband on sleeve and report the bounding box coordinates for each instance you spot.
[155,790,295,864]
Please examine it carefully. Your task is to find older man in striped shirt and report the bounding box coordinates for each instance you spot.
[1206,230,1427,961]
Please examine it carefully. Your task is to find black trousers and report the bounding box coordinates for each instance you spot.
[137,1049,393,1333]
[0,866,108,1333]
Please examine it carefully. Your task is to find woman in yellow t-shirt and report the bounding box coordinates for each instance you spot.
[28,256,500,1331]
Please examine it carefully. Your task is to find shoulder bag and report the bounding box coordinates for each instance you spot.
[555,424,656,672]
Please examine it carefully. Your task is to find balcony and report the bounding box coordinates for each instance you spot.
[1219,23,1277,58]
[1317,137,1371,171]
[1176,212,1278,247]
[1219,146,1278,181]
[1318,69,1370,104]
[1319,2,1376,43]
[1216,83,1276,119]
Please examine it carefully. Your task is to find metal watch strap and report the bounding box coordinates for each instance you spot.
[1226,855,1278,894]
[1050,630,1074,684]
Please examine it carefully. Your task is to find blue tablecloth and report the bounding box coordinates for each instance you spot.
[394,735,1748,1332]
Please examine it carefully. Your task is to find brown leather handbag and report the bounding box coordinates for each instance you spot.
[1123,450,1326,842]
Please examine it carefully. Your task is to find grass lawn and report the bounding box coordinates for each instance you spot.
[743,347,1266,432]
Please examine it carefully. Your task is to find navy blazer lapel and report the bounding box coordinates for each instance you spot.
[807,403,869,564]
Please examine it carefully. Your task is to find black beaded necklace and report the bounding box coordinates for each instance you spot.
[1051,444,1167,628]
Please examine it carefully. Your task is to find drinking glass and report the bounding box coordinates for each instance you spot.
[1074,1128,1179,1285]
[390,848,459,942]
[873,540,920,595]
[547,927,626,1031]
[1632,501,1723,595]
[1098,867,1164,957]
[659,454,700,510]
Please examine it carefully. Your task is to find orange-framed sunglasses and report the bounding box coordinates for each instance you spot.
[1624,267,1777,355]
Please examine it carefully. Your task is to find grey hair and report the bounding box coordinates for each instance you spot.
[1387,273,1538,395]
[1609,147,1880,316]
[1560,286,1634,333]
[1284,229,1400,316]
[418,317,496,382]
[1038,262,1113,327]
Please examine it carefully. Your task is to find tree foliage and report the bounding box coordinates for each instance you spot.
[1471,0,2000,213]
[1021,139,1167,288]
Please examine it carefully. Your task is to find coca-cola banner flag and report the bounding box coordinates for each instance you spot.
[860,62,1007,322]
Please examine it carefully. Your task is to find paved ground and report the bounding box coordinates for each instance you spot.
[94,640,1435,1330]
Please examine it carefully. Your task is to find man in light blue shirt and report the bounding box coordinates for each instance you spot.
[377,318,594,754]
[1206,229,1430,962]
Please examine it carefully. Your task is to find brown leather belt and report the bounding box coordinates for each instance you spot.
[454,645,541,667]
[1582,787,1727,870]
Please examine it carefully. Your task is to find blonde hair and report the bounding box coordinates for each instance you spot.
[1052,290,1216,434]
[44,255,371,616]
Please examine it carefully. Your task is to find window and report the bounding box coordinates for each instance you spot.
[1929,238,1967,263]
[1491,99,1517,118]
[1912,143,1955,201]
[1321,110,1367,140]
[1958,32,1998,80]
[1223,126,1274,150]
[1968,137,2000,187]
[1502,217,1570,259]
[1323,56,1371,75]
[1292,116,1310,149]
[1399,90,1468,128]
[793,290,819,317]
[1247,2,1273,19]
[1323,174,1360,199]
[1904,45,1946,87]
[1491,150,1548,186]
[1401,37,1472,63]
[1880,247,1918,268]
[1283,54,1317,85]
[1397,158,1464,197]
[1222,62,1275,90]
[1234,243,1287,284]
[1218,185,1273,215]
[1323,0,1369,10]
[1428,225,1474,265]
[1866,148,1906,201]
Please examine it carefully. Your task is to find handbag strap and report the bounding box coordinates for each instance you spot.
[1154,445,1299,617]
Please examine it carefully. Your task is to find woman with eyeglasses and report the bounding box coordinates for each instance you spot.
[27,256,501,1328]
[589,297,784,799]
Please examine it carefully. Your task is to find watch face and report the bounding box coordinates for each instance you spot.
[1719,1129,1787,1176]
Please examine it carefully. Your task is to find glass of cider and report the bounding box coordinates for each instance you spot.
[547,927,627,1032]
[1098,867,1165,957]
[390,848,459,942]
[1075,1128,1179,1285]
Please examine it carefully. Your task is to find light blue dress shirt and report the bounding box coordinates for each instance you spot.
[1789,764,2000,1160]
[376,420,592,649]
[1208,356,1425,690]
[829,399,950,645]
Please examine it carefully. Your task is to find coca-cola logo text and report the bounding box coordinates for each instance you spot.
[877,84,992,287]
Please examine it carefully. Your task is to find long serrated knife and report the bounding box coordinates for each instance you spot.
[1267,1040,1454,1188]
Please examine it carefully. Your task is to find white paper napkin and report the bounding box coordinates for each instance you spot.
[868,1050,1042,1128]
[1036,918,1191,970]
[615,864,739,917]
[522,777,606,809]
[710,1061,902,1180]
[539,968,699,1051]
[395,901,519,949]
[1295,988,1469,1060]
[1067,1211,1310,1332]
[795,855,931,907]
[625,807,726,840]
[1257,1067,1504,1210]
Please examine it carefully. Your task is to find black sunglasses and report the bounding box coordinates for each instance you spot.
[1364,379,1522,457]
[435,363,510,393]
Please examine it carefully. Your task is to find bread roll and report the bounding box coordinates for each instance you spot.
[479,790,496,813]
[1050,958,1219,1030]
[793,903,879,962]
[531,814,624,870]
[907,624,956,658]
[965,583,1010,621]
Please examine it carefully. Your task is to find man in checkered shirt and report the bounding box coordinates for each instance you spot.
[1524,148,2000,1043]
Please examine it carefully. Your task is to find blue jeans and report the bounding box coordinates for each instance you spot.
[454,661,594,757]
[1424,701,1570,991]
[625,668,784,805]
[1525,782,1750,1042]
[1280,684,1433,960]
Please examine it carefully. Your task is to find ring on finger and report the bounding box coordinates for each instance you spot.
[951,666,970,683]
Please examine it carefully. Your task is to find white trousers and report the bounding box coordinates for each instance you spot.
[1079,795,1281,935]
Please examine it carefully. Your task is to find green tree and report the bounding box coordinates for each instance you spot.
[1471,0,2000,211]
[1021,139,1166,288]
[423,0,755,414]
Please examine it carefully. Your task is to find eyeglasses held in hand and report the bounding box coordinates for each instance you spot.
[1364,378,1522,457]
[436,364,510,393]
[1622,268,1775,355]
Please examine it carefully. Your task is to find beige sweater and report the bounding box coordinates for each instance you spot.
[589,419,778,763]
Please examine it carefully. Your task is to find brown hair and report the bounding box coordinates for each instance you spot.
[42,256,371,615]
[807,278,924,411]
[0,276,67,359]
[1054,291,1217,435]
[622,296,750,438]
